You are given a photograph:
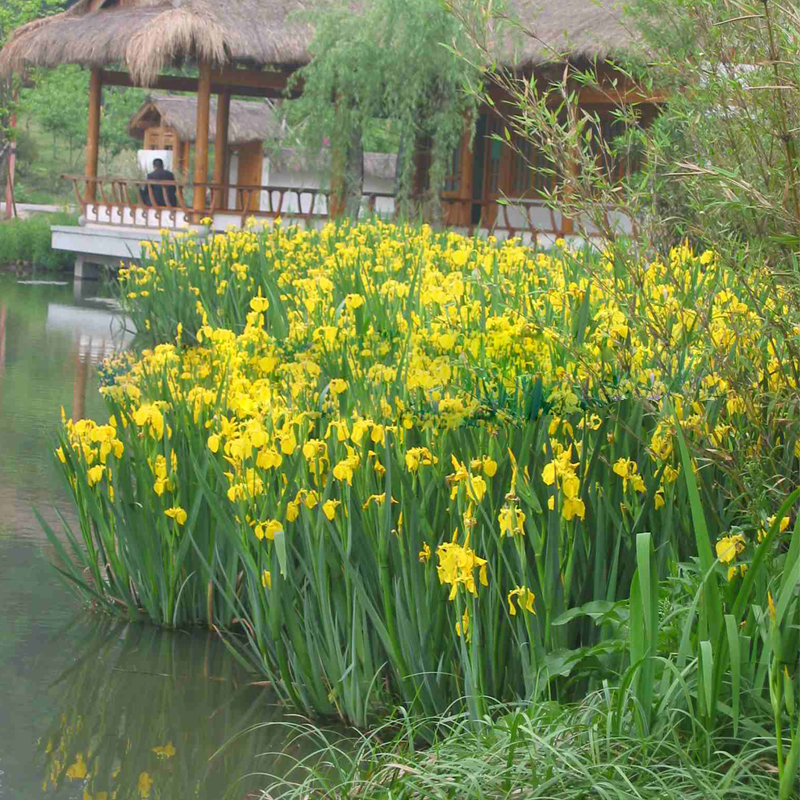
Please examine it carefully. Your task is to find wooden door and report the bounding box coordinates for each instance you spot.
[440,131,471,226]
[469,113,512,228]
[234,141,264,212]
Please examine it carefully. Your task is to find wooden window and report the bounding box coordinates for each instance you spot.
[487,117,502,194]
[416,136,463,195]
[511,138,552,198]
[442,145,461,194]
[584,113,629,182]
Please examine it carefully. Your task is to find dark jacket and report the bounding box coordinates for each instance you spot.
[140,167,178,207]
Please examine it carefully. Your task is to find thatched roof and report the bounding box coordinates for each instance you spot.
[0,0,638,85]
[492,0,637,67]
[0,0,312,85]
[129,93,282,145]
[266,146,397,181]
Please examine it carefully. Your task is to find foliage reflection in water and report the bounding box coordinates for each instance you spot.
[0,277,328,799]
[38,616,314,800]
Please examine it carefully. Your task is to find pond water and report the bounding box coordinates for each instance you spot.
[0,277,315,800]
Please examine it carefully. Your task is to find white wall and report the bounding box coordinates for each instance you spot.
[263,164,396,217]
[227,151,240,210]
[137,149,174,175]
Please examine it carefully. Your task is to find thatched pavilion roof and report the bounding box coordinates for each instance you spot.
[0,0,312,85]
[129,93,282,145]
[0,0,638,85]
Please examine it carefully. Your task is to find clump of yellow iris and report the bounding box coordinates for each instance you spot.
[58,220,800,659]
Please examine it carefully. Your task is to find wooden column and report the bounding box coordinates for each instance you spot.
[193,58,212,221]
[73,346,88,421]
[212,90,231,210]
[86,69,102,203]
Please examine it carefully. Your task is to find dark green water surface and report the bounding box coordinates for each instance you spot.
[0,277,313,800]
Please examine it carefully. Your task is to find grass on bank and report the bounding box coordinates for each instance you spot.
[263,702,783,800]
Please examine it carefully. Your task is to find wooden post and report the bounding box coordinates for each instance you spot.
[5,85,18,219]
[86,69,102,203]
[329,94,350,219]
[212,90,231,210]
[193,58,212,221]
[183,140,190,180]
[561,94,580,237]
[73,346,88,421]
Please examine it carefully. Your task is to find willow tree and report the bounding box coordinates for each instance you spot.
[290,0,480,220]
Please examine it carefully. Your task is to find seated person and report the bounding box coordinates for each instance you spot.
[140,158,178,207]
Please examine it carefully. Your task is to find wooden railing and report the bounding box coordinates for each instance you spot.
[66,174,192,229]
[64,174,399,230]
[439,197,571,241]
[63,175,621,241]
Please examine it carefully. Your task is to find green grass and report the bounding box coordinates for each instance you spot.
[264,701,786,800]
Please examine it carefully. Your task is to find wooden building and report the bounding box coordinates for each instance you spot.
[129,93,280,210]
[0,0,659,264]
[422,77,659,237]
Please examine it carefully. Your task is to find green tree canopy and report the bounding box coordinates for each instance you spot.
[20,65,146,172]
[20,65,88,166]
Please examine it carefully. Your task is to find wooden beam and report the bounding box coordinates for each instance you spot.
[86,69,102,203]
[99,69,301,99]
[575,84,665,105]
[212,90,231,210]
[193,59,212,220]
[213,67,295,92]
[101,70,195,92]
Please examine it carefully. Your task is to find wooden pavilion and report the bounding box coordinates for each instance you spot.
[0,0,658,264]
[129,93,281,211]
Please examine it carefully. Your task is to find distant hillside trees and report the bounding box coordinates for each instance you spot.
[0,1,64,177]
[20,65,145,172]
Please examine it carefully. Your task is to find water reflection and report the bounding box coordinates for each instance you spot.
[0,279,129,540]
[0,297,7,367]
[38,617,304,800]
[0,278,324,800]
[45,299,133,420]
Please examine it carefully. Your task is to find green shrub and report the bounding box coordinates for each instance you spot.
[12,128,39,178]
[0,211,79,270]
